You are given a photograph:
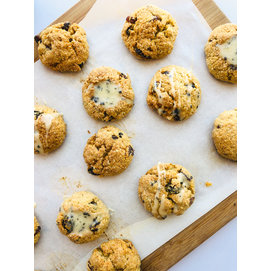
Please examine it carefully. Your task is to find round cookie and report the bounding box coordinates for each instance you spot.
[34,104,66,154]
[82,67,134,122]
[121,5,178,60]
[147,65,201,121]
[138,163,195,219]
[204,23,237,83]
[83,126,134,177]
[34,216,41,245]
[212,109,237,161]
[56,191,110,244]
[87,239,141,271]
[35,22,89,72]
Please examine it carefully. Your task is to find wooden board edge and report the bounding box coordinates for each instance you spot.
[34,0,96,62]
[141,191,237,271]
[192,0,230,30]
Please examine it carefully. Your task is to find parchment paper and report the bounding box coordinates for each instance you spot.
[34,0,237,269]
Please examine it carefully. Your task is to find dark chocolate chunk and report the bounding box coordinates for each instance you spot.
[161,70,170,75]
[126,16,137,23]
[112,135,118,140]
[126,25,133,36]
[34,110,43,120]
[83,212,90,216]
[45,44,52,50]
[88,167,100,176]
[62,216,73,233]
[34,35,41,43]
[191,82,196,88]
[62,22,70,31]
[128,145,134,156]
[120,73,127,79]
[69,38,73,42]
[78,62,84,69]
[34,225,41,236]
[119,132,123,138]
[134,46,151,59]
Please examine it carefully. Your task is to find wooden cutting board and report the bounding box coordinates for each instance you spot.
[34,0,237,270]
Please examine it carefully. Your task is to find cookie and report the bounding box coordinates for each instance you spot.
[34,104,66,154]
[212,109,237,161]
[83,126,134,177]
[82,67,134,122]
[147,65,201,121]
[34,216,41,245]
[56,191,110,244]
[121,5,178,60]
[35,22,89,72]
[138,163,195,219]
[204,23,237,83]
[87,239,141,271]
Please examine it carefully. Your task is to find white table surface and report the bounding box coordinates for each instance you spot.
[34,1,237,270]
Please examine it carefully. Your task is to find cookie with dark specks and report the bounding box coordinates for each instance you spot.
[82,67,134,122]
[147,65,201,121]
[212,109,237,161]
[121,5,178,60]
[56,191,110,244]
[87,239,141,271]
[138,163,195,219]
[205,23,237,83]
[35,22,89,72]
[83,126,134,177]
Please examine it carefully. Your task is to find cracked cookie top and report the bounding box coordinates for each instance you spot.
[147,65,201,122]
[34,104,66,154]
[204,23,237,83]
[82,67,134,122]
[212,108,237,161]
[34,216,41,245]
[83,126,134,177]
[121,5,178,60]
[87,238,141,271]
[56,191,110,244]
[35,22,89,72]
[138,163,195,219]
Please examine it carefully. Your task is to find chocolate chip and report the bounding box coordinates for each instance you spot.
[34,35,41,43]
[88,167,100,176]
[161,71,170,75]
[229,64,237,70]
[119,132,123,138]
[34,225,41,236]
[100,102,105,105]
[191,82,196,88]
[62,216,73,233]
[151,15,162,22]
[62,22,70,31]
[83,212,90,216]
[91,96,99,103]
[45,44,52,50]
[126,16,137,23]
[112,135,118,140]
[173,108,180,121]
[120,73,127,79]
[134,46,151,59]
[34,110,43,120]
[78,62,84,69]
[69,38,73,42]
[89,200,97,205]
[217,125,221,129]
[165,183,180,194]
[126,25,133,36]
[189,197,195,206]
[128,145,134,156]
[224,57,227,60]
[147,47,153,51]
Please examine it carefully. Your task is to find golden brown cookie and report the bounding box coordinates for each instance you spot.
[204,23,237,83]
[35,22,89,72]
[212,109,237,161]
[82,67,134,122]
[34,104,66,154]
[138,163,195,219]
[121,5,178,60]
[87,239,141,271]
[56,191,110,244]
[34,216,41,245]
[83,126,134,177]
[147,65,201,121]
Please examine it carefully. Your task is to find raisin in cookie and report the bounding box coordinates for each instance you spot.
[212,109,237,161]
[56,191,110,244]
[35,22,89,72]
[34,104,66,154]
[147,65,201,121]
[121,5,178,60]
[205,23,237,83]
[138,163,195,219]
[82,67,134,122]
[83,126,134,177]
[34,216,41,245]
[87,239,141,271]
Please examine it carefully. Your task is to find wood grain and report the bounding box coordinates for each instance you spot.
[192,0,230,29]
[141,191,237,271]
[34,0,96,62]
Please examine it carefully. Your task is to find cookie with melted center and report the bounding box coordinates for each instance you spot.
[83,126,134,177]
[138,163,195,219]
[34,104,66,154]
[147,65,201,121]
[204,23,237,83]
[82,66,134,122]
[56,191,110,244]
[87,239,141,271]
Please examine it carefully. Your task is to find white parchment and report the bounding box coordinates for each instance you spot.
[34,0,237,269]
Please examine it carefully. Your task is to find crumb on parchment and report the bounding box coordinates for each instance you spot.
[205,182,212,187]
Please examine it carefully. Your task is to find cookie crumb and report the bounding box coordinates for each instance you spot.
[205,182,212,187]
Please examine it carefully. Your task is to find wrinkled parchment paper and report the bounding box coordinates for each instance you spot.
[34,0,237,269]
